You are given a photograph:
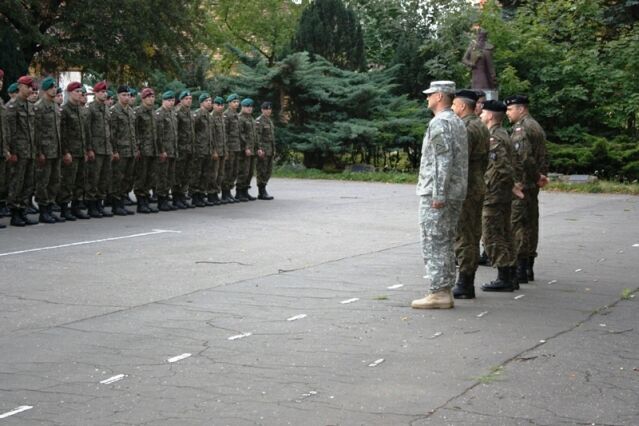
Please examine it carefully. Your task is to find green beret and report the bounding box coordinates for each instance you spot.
[107,89,115,99]
[8,83,19,94]
[129,88,138,96]
[80,86,87,94]
[56,87,63,94]
[226,93,239,102]
[41,77,56,91]
[198,92,211,103]
[241,98,254,107]
[214,96,225,105]
[162,90,175,100]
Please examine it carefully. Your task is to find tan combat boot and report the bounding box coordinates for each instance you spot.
[411,288,454,309]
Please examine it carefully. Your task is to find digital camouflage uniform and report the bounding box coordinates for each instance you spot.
[87,100,112,202]
[110,102,137,202]
[155,106,178,199]
[222,107,240,192]
[0,98,8,211]
[191,107,213,197]
[237,111,257,192]
[5,97,36,210]
[210,109,226,196]
[33,97,61,207]
[59,101,88,205]
[417,108,468,292]
[454,113,489,275]
[255,113,275,187]
[174,104,195,199]
[134,103,159,200]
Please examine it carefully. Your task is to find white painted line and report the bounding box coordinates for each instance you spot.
[0,229,181,258]
[340,298,359,304]
[368,358,385,367]
[387,284,404,290]
[477,311,489,318]
[167,353,192,363]
[100,374,126,384]
[548,280,557,284]
[0,406,33,419]
[228,332,252,341]
[514,295,525,300]
[287,314,307,322]
[575,268,583,272]
[539,339,546,344]
[633,244,639,247]
[430,332,443,339]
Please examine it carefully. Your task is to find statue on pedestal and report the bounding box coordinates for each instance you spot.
[462,27,498,100]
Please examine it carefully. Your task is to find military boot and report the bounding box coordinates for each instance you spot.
[112,199,128,216]
[147,197,159,213]
[246,189,256,201]
[101,200,114,217]
[123,194,135,206]
[26,198,39,215]
[219,191,229,205]
[516,258,529,284]
[0,222,5,229]
[208,193,221,206]
[184,194,196,209]
[452,272,476,299]
[411,288,454,309]
[0,201,9,217]
[257,185,274,200]
[137,196,151,214]
[510,265,520,290]
[61,203,77,221]
[202,193,215,206]
[87,200,103,218]
[39,205,57,224]
[193,193,206,207]
[481,267,514,292]
[478,250,491,266]
[10,209,27,227]
[72,200,91,219]
[48,204,65,222]
[236,189,249,202]
[527,257,535,281]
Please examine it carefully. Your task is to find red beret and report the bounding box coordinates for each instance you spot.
[67,81,83,92]
[93,81,108,92]
[17,76,33,86]
[0,69,4,79]
[141,88,155,99]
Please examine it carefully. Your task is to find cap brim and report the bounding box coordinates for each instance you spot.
[423,88,437,95]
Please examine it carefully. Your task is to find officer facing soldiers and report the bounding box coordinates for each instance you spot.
[155,91,178,211]
[33,77,63,223]
[412,81,468,309]
[87,81,113,218]
[255,101,275,200]
[174,90,195,208]
[505,95,548,283]
[222,94,241,203]
[237,98,257,202]
[5,76,38,226]
[110,85,137,216]
[134,88,160,214]
[209,96,226,205]
[451,89,490,299]
[191,92,214,207]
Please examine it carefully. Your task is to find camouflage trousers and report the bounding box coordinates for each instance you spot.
[35,157,61,206]
[222,150,240,191]
[111,156,136,201]
[7,158,35,209]
[156,157,176,197]
[454,193,484,274]
[190,155,212,194]
[257,155,274,186]
[210,156,224,194]
[528,187,540,258]
[236,153,255,191]
[134,156,158,198]
[86,154,112,201]
[482,202,514,268]
[58,158,86,204]
[511,190,531,260]
[419,196,463,292]
[0,160,7,202]
[174,152,194,197]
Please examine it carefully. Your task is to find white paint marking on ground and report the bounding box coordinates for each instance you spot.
[368,358,385,367]
[340,298,360,304]
[0,229,181,258]
[0,406,33,419]
[167,353,192,363]
[477,311,489,318]
[539,340,546,344]
[633,244,639,247]
[430,332,443,339]
[228,332,252,341]
[100,374,126,384]
[387,284,404,290]
[575,268,583,272]
[287,314,307,322]
[514,294,525,300]
[548,280,558,284]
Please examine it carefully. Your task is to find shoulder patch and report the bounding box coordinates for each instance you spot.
[514,142,520,151]
[515,127,522,132]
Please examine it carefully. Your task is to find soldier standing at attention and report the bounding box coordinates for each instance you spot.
[5,76,38,226]
[155,91,177,211]
[236,98,257,202]
[411,81,468,309]
[6,83,19,106]
[87,81,113,218]
[191,93,214,207]
[451,89,490,299]
[54,88,63,107]
[255,101,275,200]
[174,90,195,209]
[134,88,160,214]
[209,96,226,205]
[222,94,241,203]
[109,86,137,216]
[0,69,8,223]
[33,77,64,224]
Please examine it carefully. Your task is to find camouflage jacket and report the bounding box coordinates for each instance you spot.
[416,108,468,202]
[60,101,87,157]
[211,110,226,156]
[0,98,7,157]
[223,108,240,152]
[88,100,112,155]
[135,104,158,157]
[192,108,212,157]
[33,98,61,159]
[110,103,137,158]
[155,107,178,158]
[175,105,194,155]
[5,97,36,159]
[484,125,514,206]
[511,113,545,188]
[256,114,275,156]
[462,114,489,197]
[238,112,256,152]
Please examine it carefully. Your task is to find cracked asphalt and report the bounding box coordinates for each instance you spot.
[0,178,637,426]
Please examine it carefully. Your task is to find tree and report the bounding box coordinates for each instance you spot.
[291,0,366,71]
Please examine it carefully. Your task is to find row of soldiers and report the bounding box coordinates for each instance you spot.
[0,72,277,228]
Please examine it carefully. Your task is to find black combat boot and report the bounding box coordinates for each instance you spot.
[478,250,491,266]
[71,200,90,219]
[208,193,221,206]
[87,200,103,218]
[257,185,274,200]
[527,256,535,281]
[481,267,514,292]
[48,204,65,222]
[246,188,256,201]
[61,203,77,221]
[236,189,249,202]
[0,201,9,217]
[193,193,206,207]
[510,265,520,290]
[10,209,27,227]
[39,205,56,224]
[26,198,39,214]
[452,272,476,299]
[123,194,135,206]
[98,200,113,217]
[184,194,196,209]
[112,199,128,216]
[202,193,215,206]
[136,196,151,214]
[147,196,159,213]
[21,208,38,225]
[516,258,529,284]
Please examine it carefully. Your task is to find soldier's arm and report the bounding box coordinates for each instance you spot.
[5,104,18,155]
[431,120,454,203]
[85,107,95,152]
[155,111,165,153]
[33,105,43,155]
[255,119,264,152]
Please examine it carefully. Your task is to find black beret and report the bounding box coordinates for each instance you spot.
[261,101,272,109]
[455,89,478,102]
[482,100,506,112]
[117,85,130,94]
[474,89,486,98]
[504,95,529,106]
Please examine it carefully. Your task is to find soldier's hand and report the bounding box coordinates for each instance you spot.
[63,153,73,166]
[112,152,120,162]
[212,152,219,161]
[431,200,445,209]
[537,174,549,188]
[159,152,168,163]
[512,186,525,199]
[135,150,141,160]
[87,150,96,162]
[7,153,18,164]
[37,153,46,168]
[257,149,265,158]
[245,148,252,157]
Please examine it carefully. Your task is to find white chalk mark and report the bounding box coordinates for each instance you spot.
[0,406,33,419]
[287,314,307,322]
[387,284,404,290]
[0,229,181,258]
[539,340,546,344]
[100,374,126,384]
[430,331,443,339]
[548,280,557,284]
[599,323,607,327]
[477,311,489,318]
[340,298,360,304]
[368,358,385,367]
[514,295,525,300]
[575,268,583,272]
[228,332,252,341]
[633,244,639,247]
[167,353,192,363]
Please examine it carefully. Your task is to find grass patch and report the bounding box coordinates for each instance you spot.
[620,288,635,300]
[545,180,639,195]
[475,366,505,384]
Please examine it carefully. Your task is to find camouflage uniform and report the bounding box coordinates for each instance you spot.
[33,97,62,208]
[110,102,137,203]
[174,104,195,200]
[255,113,275,186]
[134,104,159,202]
[222,107,240,193]
[87,100,112,203]
[454,114,489,275]
[5,97,36,210]
[0,98,8,213]
[191,107,213,199]
[210,109,226,197]
[237,111,257,192]
[58,101,89,213]
[417,108,468,292]
[155,106,178,200]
